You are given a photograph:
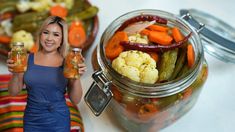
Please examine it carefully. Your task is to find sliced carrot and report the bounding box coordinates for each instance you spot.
[140,29,151,36]
[138,103,158,121]
[0,12,13,20]
[147,24,168,32]
[147,52,159,62]
[29,44,38,53]
[149,31,173,45]
[0,35,11,44]
[68,22,86,48]
[105,31,128,60]
[172,27,184,42]
[50,5,68,19]
[187,44,195,68]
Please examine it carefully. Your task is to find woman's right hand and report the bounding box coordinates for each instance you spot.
[6,52,15,73]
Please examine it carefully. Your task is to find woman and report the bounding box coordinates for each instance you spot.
[6,16,86,131]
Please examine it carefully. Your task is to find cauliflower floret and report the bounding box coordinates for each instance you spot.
[120,65,140,82]
[1,19,13,36]
[128,33,148,44]
[11,30,34,51]
[112,50,158,84]
[112,57,125,72]
[30,0,53,12]
[16,1,31,13]
[54,0,74,9]
[140,66,158,84]
[124,51,144,68]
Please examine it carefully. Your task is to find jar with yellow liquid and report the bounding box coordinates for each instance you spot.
[10,42,28,73]
[63,47,82,79]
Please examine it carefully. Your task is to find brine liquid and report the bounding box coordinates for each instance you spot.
[63,52,82,79]
[11,52,27,73]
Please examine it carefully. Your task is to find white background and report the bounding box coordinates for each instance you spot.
[1,0,235,132]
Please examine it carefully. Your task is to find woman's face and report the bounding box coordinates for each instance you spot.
[40,23,63,53]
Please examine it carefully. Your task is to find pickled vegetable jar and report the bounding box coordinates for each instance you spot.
[85,9,235,131]
[63,47,82,79]
[10,42,27,73]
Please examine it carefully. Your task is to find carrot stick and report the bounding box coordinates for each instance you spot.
[29,44,38,53]
[147,24,168,32]
[0,35,11,44]
[172,27,184,42]
[50,5,68,19]
[149,31,173,45]
[140,29,151,36]
[187,44,195,68]
[105,31,128,60]
[147,52,159,62]
[0,12,13,21]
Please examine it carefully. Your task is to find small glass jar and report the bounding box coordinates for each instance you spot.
[63,47,82,79]
[85,9,235,131]
[10,42,27,73]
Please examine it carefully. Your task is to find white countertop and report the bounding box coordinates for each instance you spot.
[1,0,235,131]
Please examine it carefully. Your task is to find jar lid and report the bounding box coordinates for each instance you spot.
[12,42,24,46]
[72,47,82,52]
[180,9,235,63]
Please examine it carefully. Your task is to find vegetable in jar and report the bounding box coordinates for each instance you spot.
[63,47,82,79]
[10,42,27,73]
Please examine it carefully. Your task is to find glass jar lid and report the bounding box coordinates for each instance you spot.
[180,9,235,63]
[12,42,24,46]
[72,47,82,52]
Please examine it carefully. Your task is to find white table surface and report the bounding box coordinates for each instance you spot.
[1,0,235,131]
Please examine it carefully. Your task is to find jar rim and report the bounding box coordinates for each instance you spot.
[12,42,24,46]
[97,9,204,97]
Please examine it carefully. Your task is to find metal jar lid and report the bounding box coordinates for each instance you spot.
[12,42,24,46]
[180,9,235,63]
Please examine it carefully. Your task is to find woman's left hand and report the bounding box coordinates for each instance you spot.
[78,57,87,76]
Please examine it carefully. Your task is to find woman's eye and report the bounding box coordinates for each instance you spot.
[54,34,59,36]
[42,31,48,34]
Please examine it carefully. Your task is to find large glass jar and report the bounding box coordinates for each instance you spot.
[85,9,235,131]
[10,42,27,73]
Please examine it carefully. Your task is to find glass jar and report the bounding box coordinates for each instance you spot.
[63,47,82,79]
[10,42,27,73]
[85,9,235,131]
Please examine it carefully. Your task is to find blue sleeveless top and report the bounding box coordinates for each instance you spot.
[23,54,70,132]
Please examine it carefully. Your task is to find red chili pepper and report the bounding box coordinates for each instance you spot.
[120,32,192,52]
[116,15,167,32]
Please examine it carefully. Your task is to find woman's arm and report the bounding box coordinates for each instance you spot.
[6,57,24,96]
[8,73,24,96]
[67,62,87,105]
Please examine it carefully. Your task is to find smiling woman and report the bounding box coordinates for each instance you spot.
[6,16,87,132]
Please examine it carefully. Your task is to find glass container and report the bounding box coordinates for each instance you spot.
[85,9,235,131]
[63,47,82,79]
[10,42,27,73]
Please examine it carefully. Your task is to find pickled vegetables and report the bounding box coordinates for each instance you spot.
[112,50,158,84]
[0,0,99,55]
[103,13,207,132]
[105,14,195,83]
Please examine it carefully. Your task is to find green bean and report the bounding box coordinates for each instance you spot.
[12,21,42,33]
[66,6,99,23]
[169,47,187,80]
[176,63,190,78]
[83,19,94,36]
[13,11,49,26]
[158,48,178,82]
[68,0,85,15]
[190,63,208,91]
[0,2,16,14]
